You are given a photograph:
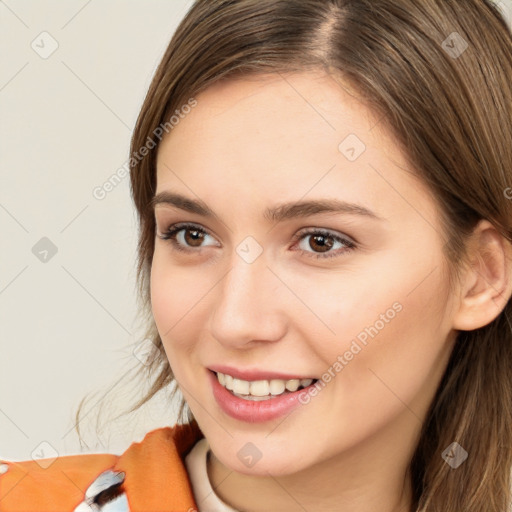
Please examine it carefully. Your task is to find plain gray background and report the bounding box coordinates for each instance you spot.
[0,0,194,460]
[1,0,511,460]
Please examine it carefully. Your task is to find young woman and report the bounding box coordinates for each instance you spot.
[1,1,511,511]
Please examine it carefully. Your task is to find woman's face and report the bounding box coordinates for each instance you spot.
[151,72,460,476]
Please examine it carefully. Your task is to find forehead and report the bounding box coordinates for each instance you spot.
[160,71,382,155]
[155,71,438,229]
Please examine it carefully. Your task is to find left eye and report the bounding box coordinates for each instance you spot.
[293,229,356,259]
[157,223,356,260]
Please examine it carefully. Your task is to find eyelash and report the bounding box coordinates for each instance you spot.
[157,222,357,260]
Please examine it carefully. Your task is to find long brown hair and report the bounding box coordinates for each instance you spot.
[76,1,512,509]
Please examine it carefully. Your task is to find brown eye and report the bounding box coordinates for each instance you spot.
[295,229,356,260]
[157,222,220,253]
[308,234,335,253]
[183,228,206,247]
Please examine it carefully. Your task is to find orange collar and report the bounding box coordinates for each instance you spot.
[113,421,204,511]
[0,421,204,512]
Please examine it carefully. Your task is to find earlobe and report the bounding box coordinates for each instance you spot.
[452,220,512,331]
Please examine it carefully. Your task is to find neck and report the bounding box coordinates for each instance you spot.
[207,409,418,512]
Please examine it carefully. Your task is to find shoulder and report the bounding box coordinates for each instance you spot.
[0,451,119,512]
[0,421,204,512]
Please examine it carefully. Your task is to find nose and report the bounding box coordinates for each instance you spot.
[209,250,288,349]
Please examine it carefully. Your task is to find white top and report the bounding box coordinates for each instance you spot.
[185,438,240,512]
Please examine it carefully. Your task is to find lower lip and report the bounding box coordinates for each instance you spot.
[208,370,317,423]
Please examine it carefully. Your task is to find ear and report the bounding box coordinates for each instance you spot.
[452,220,512,331]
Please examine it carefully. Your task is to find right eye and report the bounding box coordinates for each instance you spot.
[157,222,220,253]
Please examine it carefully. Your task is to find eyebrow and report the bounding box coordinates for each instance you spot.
[150,191,384,223]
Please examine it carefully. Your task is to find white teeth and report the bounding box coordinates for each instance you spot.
[232,392,272,401]
[224,373,234,391]
[285,379,300,392]
[250,380,270,396]
[215,372,315,399]
[232,378,250,395]
[269,379,285,395]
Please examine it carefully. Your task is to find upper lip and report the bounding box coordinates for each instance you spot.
[208,365,317,382]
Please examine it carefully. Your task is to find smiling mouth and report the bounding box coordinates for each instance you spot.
[213,371,319,401]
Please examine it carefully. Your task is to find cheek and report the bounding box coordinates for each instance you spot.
[305,236,452,393]
[323,231,450,349]
[150,250,203,351]
[318,261,453,431]
[150,253,205,387]
[150,255,175,335]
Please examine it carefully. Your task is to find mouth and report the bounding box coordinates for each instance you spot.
[211,370,319,401]
[208,368,320,423]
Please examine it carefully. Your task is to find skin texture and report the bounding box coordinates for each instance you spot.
[150,72,511,512]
